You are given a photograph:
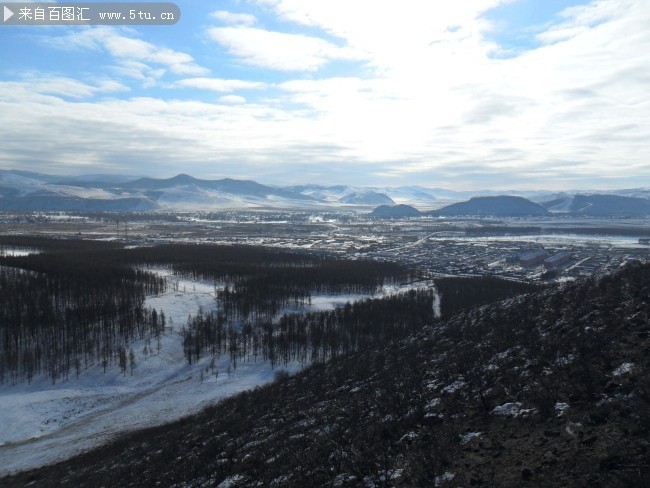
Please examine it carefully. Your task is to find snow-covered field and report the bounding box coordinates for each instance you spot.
[0,247,39,257]
[0,271,299,476]
[429,234,647,249]
[0,269,427,475]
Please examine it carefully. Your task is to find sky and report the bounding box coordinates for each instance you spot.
[0,0,648,190]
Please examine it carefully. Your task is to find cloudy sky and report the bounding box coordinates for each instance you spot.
[0,0,648,190]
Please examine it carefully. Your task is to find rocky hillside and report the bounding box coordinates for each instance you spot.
[3,262,649,487]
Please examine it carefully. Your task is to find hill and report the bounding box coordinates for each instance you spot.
[4,261,648,487]
[0,196,159,212]
[429,195,550,217]
[541,194,650,216]
[339,191,394,205]
[370,204,421,218]
[568,194,650,216]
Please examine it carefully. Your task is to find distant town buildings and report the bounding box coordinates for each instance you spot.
[519,250,550,266]
[544,252,572,269]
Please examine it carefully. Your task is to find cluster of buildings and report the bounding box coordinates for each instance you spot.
[506,249,572,269]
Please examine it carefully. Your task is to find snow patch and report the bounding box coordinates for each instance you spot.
[460,432,482,443]
[217,474,245,488]
[399,431,418,443]
[612,362,634,376]
[434,471,455,486]
[492,402,536,417]
[426,397,441,409]
[442,379,465,393]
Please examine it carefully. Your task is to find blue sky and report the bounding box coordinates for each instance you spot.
[0,0,648,190]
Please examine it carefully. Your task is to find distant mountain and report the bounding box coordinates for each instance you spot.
[541,194,650,216]
[339,191,394,205]
[0,196,159,212]
[1,169,648,213]
[120,174,315,202]
[541,193,574,212]
[370,204,421,218]
[429,195,550,217]
[0,171,318,211]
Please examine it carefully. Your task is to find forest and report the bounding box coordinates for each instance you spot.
[0,237,411,384]
[0,236,541,385]
[0,237,166,384]
[181,289,435,368]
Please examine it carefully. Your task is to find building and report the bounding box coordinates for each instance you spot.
[544,252,571,269]
[519,250,549,266]
[505,253,519,264]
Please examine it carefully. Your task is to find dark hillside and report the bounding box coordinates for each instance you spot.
[428,195,550,217]
[434,276,540,318]
[370,204,421,218]
[3,262,649,487]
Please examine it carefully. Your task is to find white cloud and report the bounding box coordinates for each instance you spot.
[207,26,365,71]
[5,74,129,99]
[251,0,507,72]
[1,1,648,189]
[239,0,650,188]
[112,61,166,87]
[218,95,247,105]
[174,77,267,92]
[211,10,257,26]
[50,27,208,77]
[537,0,626,44]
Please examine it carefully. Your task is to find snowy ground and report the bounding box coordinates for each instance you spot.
[0,271,299,476]
[0,247,39,257]
[0,269,428,475]
[429,234,647,249]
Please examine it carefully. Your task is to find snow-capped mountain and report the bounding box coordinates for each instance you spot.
[541,193,650,216]
[1,170,648,213]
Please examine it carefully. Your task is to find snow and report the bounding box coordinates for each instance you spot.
[492,402,536,417]
[217,474,245,488]
[492,402,522,416]
[460,432,482,443]
[0,247,40,257]
[554,402,570,412]
[565,421,582,436]
[426,398,441,409]
[434,471,455,486]
[442,379,465,393]
[432,288,442,318]
[363,469,403,487]
[399,431,418,442]
[0,268,434,475]
[612,362,634,376]
[428,233,647,249]
[0,272,301,476]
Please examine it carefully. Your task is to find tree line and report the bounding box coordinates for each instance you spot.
[0,242,166,385]
[181,288,436,368]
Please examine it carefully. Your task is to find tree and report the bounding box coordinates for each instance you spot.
[119,347,127,376]
[129,348,136,376]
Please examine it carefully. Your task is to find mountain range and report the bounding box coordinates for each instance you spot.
[371,193,650,218]
[0,169,648,215]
